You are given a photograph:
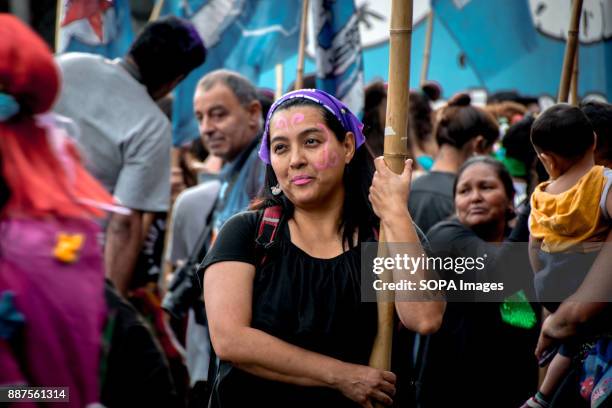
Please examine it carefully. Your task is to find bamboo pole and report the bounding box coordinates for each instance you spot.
[55,0,63,53]
[149,0,165,22]
[569,46,579,105]
[275,64,284,100]
[295,0,310,90]
[420,11,434,86]
[558,0,583,103]
[369,0,413,392]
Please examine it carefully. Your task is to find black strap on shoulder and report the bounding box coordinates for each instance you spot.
[185,196,217,291]
[255,205,283,265]
[191,206,216,267]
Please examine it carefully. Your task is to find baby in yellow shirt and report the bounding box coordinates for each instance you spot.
[522,104,612,408]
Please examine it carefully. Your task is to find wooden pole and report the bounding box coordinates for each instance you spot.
[369,0,413,393]
[55,0,63,53]
[558,0,583,102]
[149,0,165,22]
[295,0,309,90]
[420,11,434,86]
[275,64,284,100]
[569,46,579,105]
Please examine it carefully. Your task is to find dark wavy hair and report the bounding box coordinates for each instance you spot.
[362,81,387,157]
[434,93,499,150]
[363,81,440,157]
[251,98,378,248]
[409,82,440,150]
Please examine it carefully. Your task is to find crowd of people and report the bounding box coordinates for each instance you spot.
[0,12,611,408]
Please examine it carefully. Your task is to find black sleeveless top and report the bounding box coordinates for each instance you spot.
[201,211,378,407]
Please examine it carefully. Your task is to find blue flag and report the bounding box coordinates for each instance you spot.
[311,0,365,116]
[57,0,133,58]
[161,0,302,146]
[257,0,610,102]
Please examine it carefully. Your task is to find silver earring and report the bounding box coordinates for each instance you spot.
[271,184,282,196]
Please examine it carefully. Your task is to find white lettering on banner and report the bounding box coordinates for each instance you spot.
[190,0,243,48]
[529,0,612,43]
[308,1,431,53]
[313,13,361,77]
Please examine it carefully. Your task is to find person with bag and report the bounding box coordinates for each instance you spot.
[163,70,265,406]
[201,89,445,407]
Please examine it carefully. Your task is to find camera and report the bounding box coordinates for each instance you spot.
[161,259,204,320]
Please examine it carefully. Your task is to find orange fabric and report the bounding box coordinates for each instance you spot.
[530,165,609,252]
[0,14,114,219]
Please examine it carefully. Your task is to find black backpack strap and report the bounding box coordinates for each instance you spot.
[255,205,283,265]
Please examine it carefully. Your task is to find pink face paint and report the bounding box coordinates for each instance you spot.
[291,112,305,126]
[273,115,288,131]
[313,123,340,170]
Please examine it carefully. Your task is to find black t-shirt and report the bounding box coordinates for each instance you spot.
[421,219,538,408]
[201,211,378,408]
[408,171,456,234]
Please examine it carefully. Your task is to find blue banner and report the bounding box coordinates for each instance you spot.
[257,0,610,102]
[57,0,133,58]
[311,0,365,116]
[432,0,538,82]
[431,0,612,100]
[161,0,302,145]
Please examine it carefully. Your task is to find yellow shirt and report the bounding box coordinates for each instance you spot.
[530,165,611,253]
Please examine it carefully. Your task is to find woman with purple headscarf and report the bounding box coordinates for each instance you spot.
[201,89,444,407]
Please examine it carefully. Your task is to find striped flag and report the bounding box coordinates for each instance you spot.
[311,0,365,116]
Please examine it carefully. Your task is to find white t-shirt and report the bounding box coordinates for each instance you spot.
[54,53,171,212]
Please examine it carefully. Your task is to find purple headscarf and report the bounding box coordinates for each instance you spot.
[258,89,365,164]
